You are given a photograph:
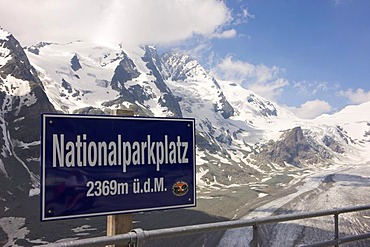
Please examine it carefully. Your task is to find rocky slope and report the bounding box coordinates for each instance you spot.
[0,30,55,205]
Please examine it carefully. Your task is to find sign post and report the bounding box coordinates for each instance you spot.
[40,113,196,222]
[107,109,134,247]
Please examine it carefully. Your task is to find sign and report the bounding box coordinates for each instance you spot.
[41,113,196,221]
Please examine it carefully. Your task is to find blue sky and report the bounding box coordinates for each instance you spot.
[0,0,369,118]
[203,0,370,117]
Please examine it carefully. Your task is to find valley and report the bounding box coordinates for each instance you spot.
[218,162,370,246]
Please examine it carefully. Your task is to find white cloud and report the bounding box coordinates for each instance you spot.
[231,5,255,25]
[212,55,288,101]
[0,0,232,46]
[214,55,255,83]
[248,78,289,102]
[287,99,333,119]
[338,88,370,104]
[293,81,329,95]
[211,29,237,39]
[333,0,353,6]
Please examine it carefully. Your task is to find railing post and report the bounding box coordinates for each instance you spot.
[334,213,339,247]
[252,224,259,247]
[131,228,146,247]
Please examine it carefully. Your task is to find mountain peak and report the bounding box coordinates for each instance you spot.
[0,28,11,41]
[0,30,42,84]
[161,52,207,81]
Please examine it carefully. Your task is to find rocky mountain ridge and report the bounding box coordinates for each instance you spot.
[0,30,55,199]
[1,30,370,190]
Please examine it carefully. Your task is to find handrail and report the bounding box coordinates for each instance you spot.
[41,204,370,247]
[301,233,370,247]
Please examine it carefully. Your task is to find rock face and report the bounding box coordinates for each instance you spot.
[143,46,182,117]
[257,127,332,167]
[111,52,140,91]
[0,30,56,207]
[322,135,344,153]
[246,94,277,117]
[70,54,82,72]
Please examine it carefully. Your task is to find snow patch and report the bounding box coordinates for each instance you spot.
[0,217,29,247]
[258,192,269,198]
[71,224,97,236]
[197,196,214,199]
[0,48,11,67]
[0,29,11,40]
[12,139,40,149]
[0,158,8,177]
[0,75,32,96]
[196,167,209,188]
[29,188,40,197]
[0,31,12,66]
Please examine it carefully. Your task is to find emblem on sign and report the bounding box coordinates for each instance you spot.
[172,181,189,196]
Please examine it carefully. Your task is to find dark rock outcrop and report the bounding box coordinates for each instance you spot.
[142,46,182,117]
[0,31,56,199]
[70,54,82,71]
[111,52,140,91]
[257,127,332,167]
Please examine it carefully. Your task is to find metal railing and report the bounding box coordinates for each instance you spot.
[41,204,370,247]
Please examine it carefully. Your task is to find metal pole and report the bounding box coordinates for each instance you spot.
[334,213,339,247]
[131,228,147,247]
[252,225,259,247]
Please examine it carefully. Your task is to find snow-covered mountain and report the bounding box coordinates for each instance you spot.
[1,29,370,245]
[1,27,370,193]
